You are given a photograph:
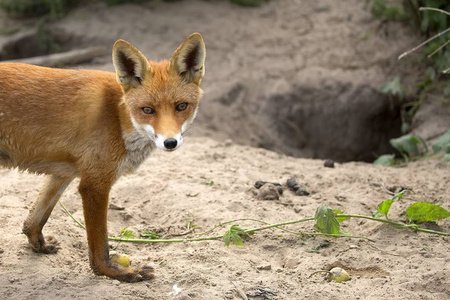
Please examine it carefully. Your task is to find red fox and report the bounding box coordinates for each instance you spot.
[0,33,205,282]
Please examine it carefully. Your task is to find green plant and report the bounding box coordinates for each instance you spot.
[371,2,450,136]
[374,130,450,164]
[59,188,450,248]
[223,224,251,246]
[36,18,62,54]
[0,0,77,18]
[373,190,406,218]
[390,133,428,159]
[139,230,159,239]
[119,227,136,239]
[380,76,405,99]
[370,0,408,21]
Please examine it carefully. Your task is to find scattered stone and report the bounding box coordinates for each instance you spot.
[286,177,310,196]
[324,159,335,168]
[295,186,310,196]
[256,183,280,200]
[257,264,272,271]
[286,177,297,189]
[109,203,125,210]
[247,287,277,299]
[254,181,283,195]
[120,211,133,220]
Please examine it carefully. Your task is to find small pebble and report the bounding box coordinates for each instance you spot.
[257,264,272,271]
[295,186,310,196]
[257,183,280,200]
[324,159,335,168]
[254,181,283,195]
[286,177,310,196]
[286,177,297,189]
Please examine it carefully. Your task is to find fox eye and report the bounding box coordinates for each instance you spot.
[176,102,188,112]
[142,107,155,115]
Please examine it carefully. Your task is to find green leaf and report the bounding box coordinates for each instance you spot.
[373,154,395,166]
[390,134,427,157]
[432,130,450,154]
[374,199,394,218]
[332,209,350,222]
[314,205,341,234]
[120,227,135,239]
[406,202,450,223]
[373,190,406,218]
[380,77,404,99]
[223,224,249,247]
[392,189,407,200]
[139,230,159,239]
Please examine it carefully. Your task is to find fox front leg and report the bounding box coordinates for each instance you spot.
[78,175,154,282]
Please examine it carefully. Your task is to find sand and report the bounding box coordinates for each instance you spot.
[0,137,449,299]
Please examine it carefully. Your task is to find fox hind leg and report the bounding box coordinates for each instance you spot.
[23,175,73,254]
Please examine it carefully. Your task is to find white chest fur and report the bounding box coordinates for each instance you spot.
[118,129,155,177]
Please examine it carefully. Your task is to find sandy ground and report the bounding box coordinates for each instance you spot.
[0,137,449,299]
[0,0,449,299]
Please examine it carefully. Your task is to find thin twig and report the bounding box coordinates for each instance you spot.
[399,7,450,62]
[398,26,450,60]
[59,201,85,230]
[309,270,332,278]
[59,201,450,245]
[231,281,248,300]
[337,214,450,237]
[419,7,450,17]
[381,183,396,196]
[427,39,450,58]
[198,218,305,236]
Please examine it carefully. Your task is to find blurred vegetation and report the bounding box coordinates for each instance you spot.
[0,0,270,18]
[370,0,450,163]
[370,0,449,75]
[371,1,449,123]
[0,0,78,18]
[230,0,270,7]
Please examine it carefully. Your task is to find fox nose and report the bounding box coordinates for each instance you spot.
[163,138,178,150]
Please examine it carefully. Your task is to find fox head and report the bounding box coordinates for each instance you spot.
[112,33,205,151]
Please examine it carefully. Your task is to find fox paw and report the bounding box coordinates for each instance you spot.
[99,263,155,282]
[41,236,61,254]
[119,264,155,282]
[30,235,60,254]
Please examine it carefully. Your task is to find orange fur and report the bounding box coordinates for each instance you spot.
[0,33,205,282]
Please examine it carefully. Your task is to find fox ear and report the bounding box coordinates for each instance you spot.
[112,40,149,89]
[170,33,205,85]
